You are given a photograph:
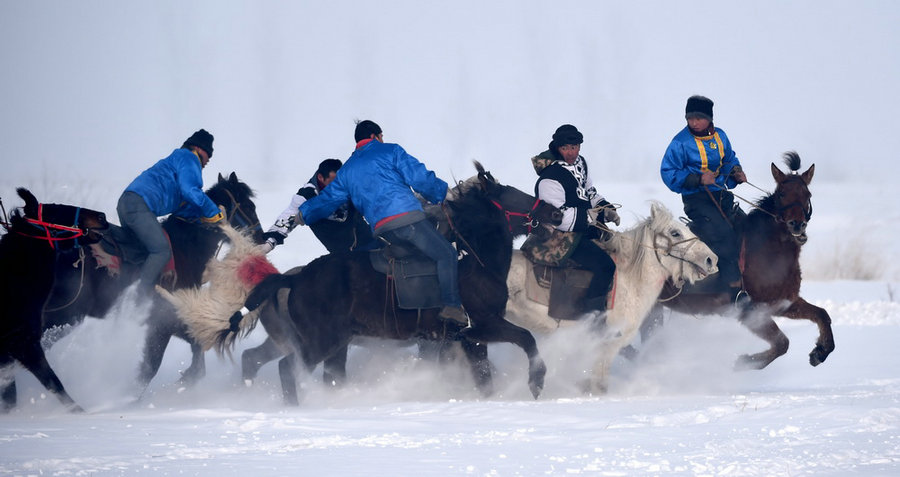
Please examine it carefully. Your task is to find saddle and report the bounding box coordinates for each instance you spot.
[86,223,177,287]
[524,259,597,320]
[368,240,442,310]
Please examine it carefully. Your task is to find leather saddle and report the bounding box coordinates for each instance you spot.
[524,259,594,320]
[368,240,442,310]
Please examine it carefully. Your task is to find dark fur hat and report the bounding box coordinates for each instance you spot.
[685,95,714,121]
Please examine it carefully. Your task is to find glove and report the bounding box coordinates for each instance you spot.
[260,231,285,254]
[200,205,226,225]
[603,208,621,226]
[731,165,747,184]
[295,211,306,226]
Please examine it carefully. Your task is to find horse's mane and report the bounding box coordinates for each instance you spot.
[605,201,673,276]
[445,176,514,274]
[752,151,803,216]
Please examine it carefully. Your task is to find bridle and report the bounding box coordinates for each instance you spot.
[14,204,94,250]
[221,188,261,231]
[490,198,544,234]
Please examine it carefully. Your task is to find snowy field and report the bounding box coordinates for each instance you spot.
[3,1,899,475]
[1,179,898,476]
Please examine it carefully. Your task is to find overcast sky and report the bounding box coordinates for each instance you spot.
[2,1,898,213]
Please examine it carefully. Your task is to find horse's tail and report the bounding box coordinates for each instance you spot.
[213,272,293,354]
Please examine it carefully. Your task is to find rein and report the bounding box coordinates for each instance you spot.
[222,188,260,230]
[441,201,486,268]
[44,247,88,312]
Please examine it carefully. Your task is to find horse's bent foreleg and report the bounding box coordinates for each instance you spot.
[781,297,835,366]
[736,305,789,370]
[463,320,546,399]
[459,340,493,397]
[242,337,283,384]
[322,345,348,388]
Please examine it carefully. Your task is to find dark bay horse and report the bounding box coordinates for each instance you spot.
[41,172,263,395]
[1,188,108,412]
[208,163,562,404]
[654,152,834,370]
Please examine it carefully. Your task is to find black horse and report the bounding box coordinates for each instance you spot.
[1,188,108,412]
[651,152,834,369]
[42,172,263,395]
[215,163,562,404]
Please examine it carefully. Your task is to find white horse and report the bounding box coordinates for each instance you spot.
[505,201,717,393]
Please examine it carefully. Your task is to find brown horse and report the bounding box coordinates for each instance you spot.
[653,151,834,370]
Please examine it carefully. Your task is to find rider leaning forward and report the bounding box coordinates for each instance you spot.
[660,95,748,294]
[295,120,470,326]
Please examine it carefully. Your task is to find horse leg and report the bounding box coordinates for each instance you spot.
[459,340,493,397]
[15,343,83,412]
[135,322,173,393]
[178,338,206,387]
[241,337,283,385]
[736,303,790,370]
[322,344,348,388]
[462,319,546,399]
[278,353,301,406]
[781,297,835,366]
[0,357,17,412]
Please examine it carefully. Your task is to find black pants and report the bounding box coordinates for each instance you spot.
[683,190,741,284]
[569,236,616,311]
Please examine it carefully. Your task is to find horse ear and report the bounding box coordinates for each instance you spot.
[218,172,226,183]
[229,172,238,185]
[801,164,815,185]
[771,162,787,183]
[16,187,38,217]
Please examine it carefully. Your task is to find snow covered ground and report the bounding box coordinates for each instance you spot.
[1,280,898,476]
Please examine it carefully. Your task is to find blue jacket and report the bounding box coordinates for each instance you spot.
[124,148,220,219]
[661,126,742,195]
[300,141,448,232]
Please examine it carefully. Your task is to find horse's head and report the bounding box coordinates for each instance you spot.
[207,172,264,243]
[769,151,814,238]
[453,161,562,237]
[645,201,718,287]
[12,187,109,249]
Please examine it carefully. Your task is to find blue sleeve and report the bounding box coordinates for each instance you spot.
[300,175,350,225]
[660,140,691,194]
[175,152,220,218]
[393,146,448,204]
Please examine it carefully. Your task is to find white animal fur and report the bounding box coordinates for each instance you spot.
[504,201,717,393]
[156,223,268,352]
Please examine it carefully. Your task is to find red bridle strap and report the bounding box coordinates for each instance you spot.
[20,203,85,249]
[490,198,540,234]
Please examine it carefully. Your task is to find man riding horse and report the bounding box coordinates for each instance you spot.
[521,124,622,315]
[295,119,470,326]
[660,96,748,296]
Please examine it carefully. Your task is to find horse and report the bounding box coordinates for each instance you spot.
[504,201,718,393]
[40,172,263,395]
[0,188,109,412]
[176,162,563,404]
[650,151,834,370]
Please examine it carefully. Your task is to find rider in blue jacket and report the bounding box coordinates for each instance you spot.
[661,96,748,292]
[117,129,224,298]
[299,120,469,325]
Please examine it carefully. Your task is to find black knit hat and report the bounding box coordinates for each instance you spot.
[685,95,714,121]
[182,129,214,158]
[549,124,584,151]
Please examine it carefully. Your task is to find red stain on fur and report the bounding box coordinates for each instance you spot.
[237,255,278,288]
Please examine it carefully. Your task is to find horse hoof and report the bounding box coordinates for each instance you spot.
[809,346,829,367]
